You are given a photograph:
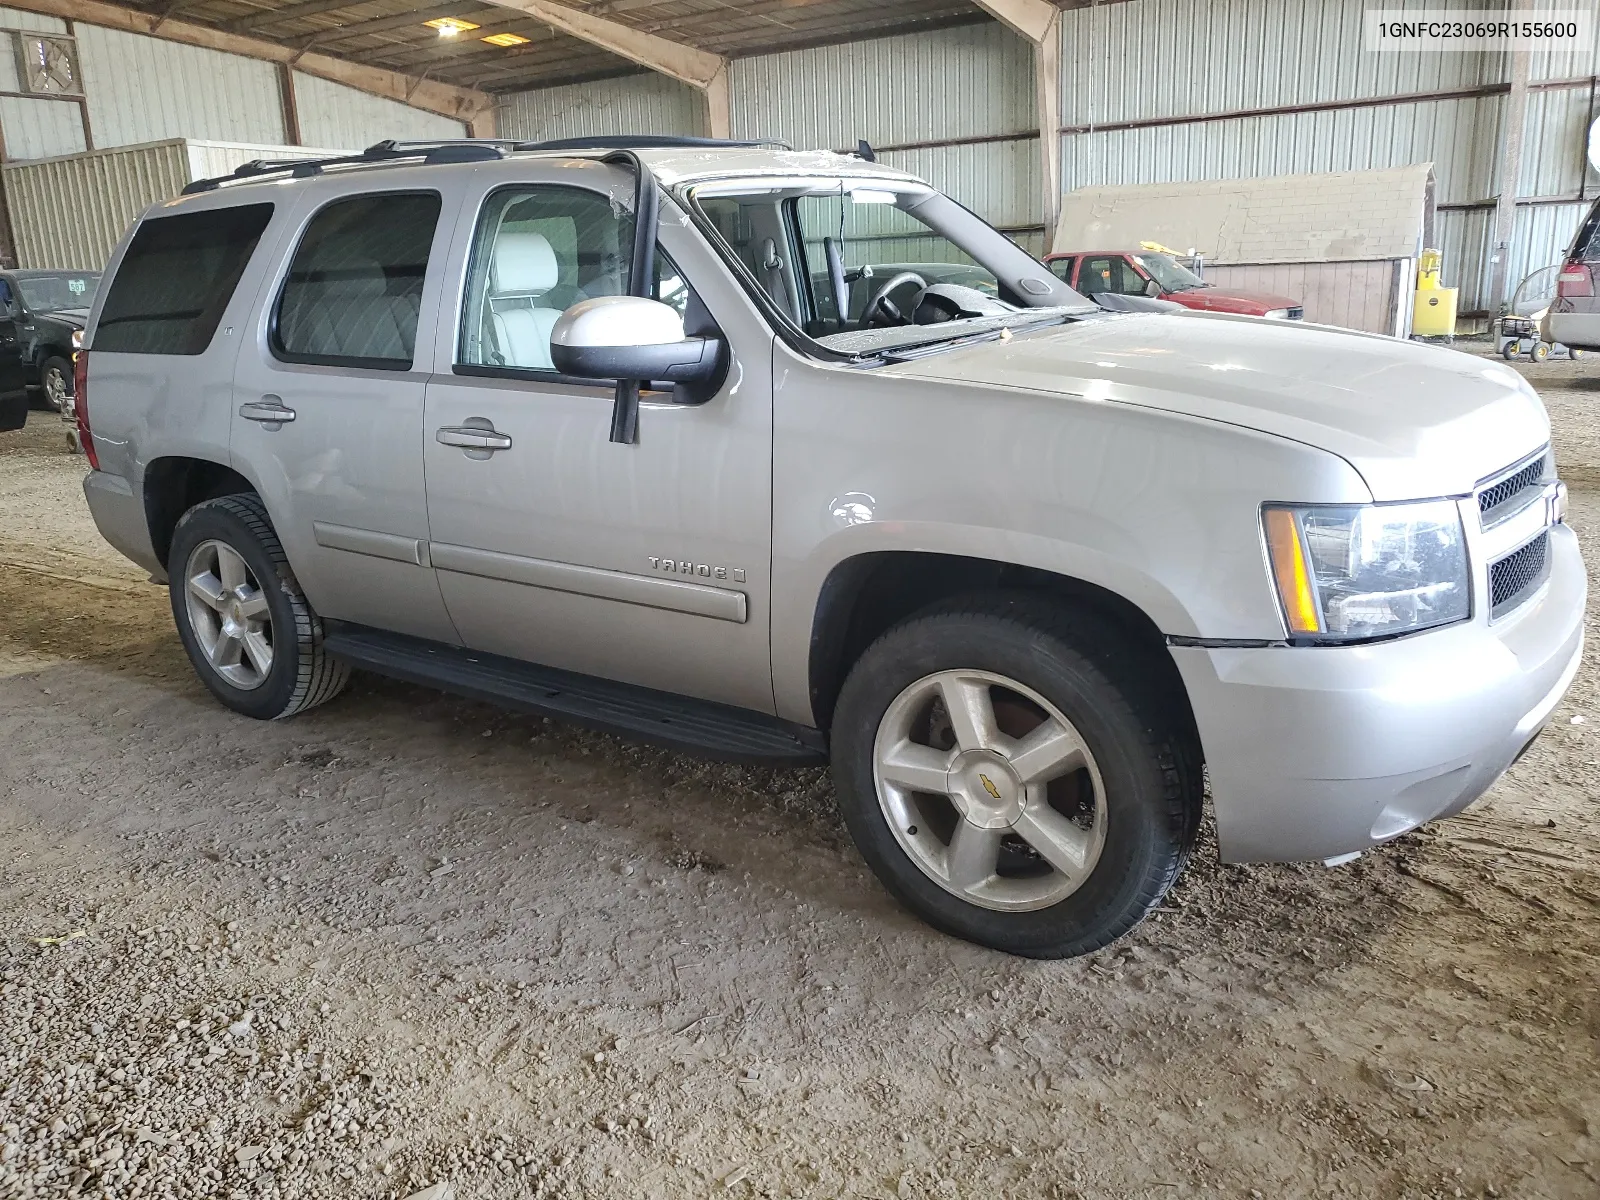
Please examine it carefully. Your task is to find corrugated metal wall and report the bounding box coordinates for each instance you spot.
[1055,0,1600,317]
[75,24,286,147]
[2,138,336,269]
[293,72,467,150]
[498,24,1041,246]
[0,10,84,160]
[499,72,705,142]
[730,23,1040,247]
[3,139,189,268]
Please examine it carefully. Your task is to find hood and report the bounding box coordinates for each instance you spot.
[1175,285,1299,310]
[888,310,1548,501]
[37,307,87,326]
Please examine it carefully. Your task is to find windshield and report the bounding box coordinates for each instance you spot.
[18,272,99,312]
[688,177,1087,357]
[1130,252,1206,293]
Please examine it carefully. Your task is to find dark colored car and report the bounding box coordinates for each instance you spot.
[1045,250,1302,319]
[1,269,100,415]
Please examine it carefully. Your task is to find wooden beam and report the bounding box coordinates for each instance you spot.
[973,0,1062,247]
[476,0,728,132]
[277,60,300,145]
[227,0,361,34]
[971,0,1057,44]
[479,0,723,88]
[0,0,494,126]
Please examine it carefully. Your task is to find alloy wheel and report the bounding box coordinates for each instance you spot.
[43,365,67,412]
[872,670,1108,912]
[184,539,274,690]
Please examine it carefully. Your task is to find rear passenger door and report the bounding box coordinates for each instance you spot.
[231,185,461,643]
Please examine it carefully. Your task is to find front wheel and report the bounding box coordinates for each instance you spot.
[41,355,71,413]
[168,493,349,720]
[830,597,1200,958]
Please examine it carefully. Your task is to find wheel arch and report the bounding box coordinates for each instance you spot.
[807,551,1201,752]
[143,455,258,569]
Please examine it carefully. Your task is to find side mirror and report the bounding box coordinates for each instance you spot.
[1144,279,1162,298]
[549,296,724,385]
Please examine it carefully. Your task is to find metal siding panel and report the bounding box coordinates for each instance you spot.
[1439,206,1494,311]
[292,72,467,150]
[498,73,705,142]
[1521,85,1593,198]
[880,140,1041,233]
[730,23,1033,149]
[182,139,343,181]
[0,95,84,160]
[1062,96,1498,204]
[2,139,188,268]
[0,7,67,33]
[1061,0,1503,127]
[75,23,285,147]
[1508,200,1588,295]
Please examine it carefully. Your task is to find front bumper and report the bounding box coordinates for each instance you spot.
[1173,521,1585,863]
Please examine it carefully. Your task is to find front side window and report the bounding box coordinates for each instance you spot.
[96,203,273,355]
[274,192,441,371]
[1047,256,1076,284]
[1078,255,1147,297]
[459,185,693,374]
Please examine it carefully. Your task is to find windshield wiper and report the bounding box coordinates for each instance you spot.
[872,315,1073,363]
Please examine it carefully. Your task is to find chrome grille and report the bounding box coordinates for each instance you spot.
[1285,306,1303,320]
[1490,531,1551,619]
[1477,453,1549,527]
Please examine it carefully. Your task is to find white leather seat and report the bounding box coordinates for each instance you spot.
[488,231,561,369]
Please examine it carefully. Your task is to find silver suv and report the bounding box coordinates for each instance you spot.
[78,137,1585,958]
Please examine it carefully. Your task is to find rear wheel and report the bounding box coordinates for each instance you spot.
[168,494,349,720]
[830,596,1200,958]
[1532,341,1551,362]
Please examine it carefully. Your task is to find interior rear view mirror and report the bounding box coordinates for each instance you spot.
[550,296,725,385]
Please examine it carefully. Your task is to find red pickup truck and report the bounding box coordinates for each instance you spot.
[1045,249,1302,319]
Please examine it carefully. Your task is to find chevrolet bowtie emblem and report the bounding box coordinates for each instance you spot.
[978,773,1002,801]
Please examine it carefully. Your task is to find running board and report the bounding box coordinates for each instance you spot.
[323,625,827,765]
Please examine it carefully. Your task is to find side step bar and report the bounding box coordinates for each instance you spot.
[323,625,827,765]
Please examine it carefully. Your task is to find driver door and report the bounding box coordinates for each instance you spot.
[421,173,776,713]
[0,278,31,406]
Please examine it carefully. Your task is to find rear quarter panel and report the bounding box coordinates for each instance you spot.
[83,191,302,528]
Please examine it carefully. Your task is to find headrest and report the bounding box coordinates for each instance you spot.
[490,231,558,297]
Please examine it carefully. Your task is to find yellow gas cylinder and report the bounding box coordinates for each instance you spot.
[1412,248,1458,337]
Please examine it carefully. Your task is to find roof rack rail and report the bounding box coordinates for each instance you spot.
[515,134,793,153]
[180,138,510,195]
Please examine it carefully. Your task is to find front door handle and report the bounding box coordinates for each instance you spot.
[239,398,296,429]
[436,425,512,452]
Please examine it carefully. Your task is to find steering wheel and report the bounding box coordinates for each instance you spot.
[859,271,927,328]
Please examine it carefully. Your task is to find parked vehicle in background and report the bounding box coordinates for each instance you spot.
[76,138,1582,959]
[1542,197,1600,351]
[0,269,99,412]
[1045,249,1303,319]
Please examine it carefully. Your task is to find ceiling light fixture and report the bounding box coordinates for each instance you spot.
[424,17,479,38]
[481,32,531,46]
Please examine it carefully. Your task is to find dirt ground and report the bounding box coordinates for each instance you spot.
[1,363,1598,1200]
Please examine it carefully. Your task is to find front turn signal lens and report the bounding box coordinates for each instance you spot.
[1263,507,1322,635]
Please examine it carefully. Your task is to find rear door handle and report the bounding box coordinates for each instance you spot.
[436,425,512,452]
[239,399,296,428]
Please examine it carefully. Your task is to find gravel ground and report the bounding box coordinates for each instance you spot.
[1,381,1598,1200]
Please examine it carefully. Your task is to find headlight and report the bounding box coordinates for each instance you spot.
[1262,500,1470,642]
[71,329,83,350]
[1263,308,1291,320]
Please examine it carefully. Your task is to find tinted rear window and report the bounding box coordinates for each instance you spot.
[1572,199,1600,263]
[95,204,273,355]
[272,192,441,371]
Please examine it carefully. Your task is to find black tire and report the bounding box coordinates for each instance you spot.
[40,355,71,413]
[167,493,349,720]
[830,595,1201,958]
